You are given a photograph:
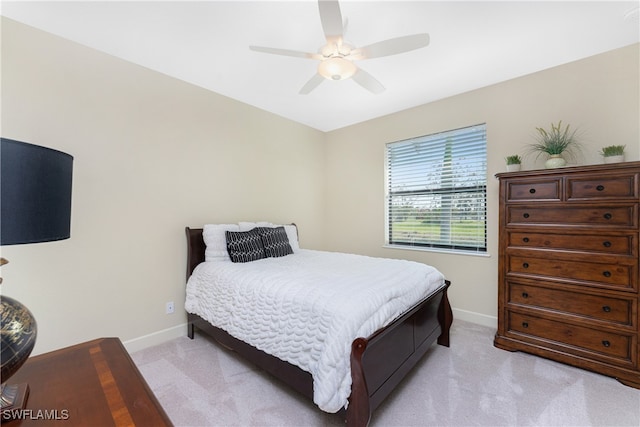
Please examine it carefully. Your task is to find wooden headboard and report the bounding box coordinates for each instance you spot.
[185,227,205,282]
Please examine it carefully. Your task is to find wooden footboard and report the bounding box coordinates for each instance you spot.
[185,227,452,426]
[348,281,451,426]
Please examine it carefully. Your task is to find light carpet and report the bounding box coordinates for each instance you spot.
[131,320,640,426]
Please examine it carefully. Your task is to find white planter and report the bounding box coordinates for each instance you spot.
[604,154,625,164]
[545,154,566,169]
[506,164,521,172]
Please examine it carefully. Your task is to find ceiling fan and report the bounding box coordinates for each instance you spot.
[249,0,430,95]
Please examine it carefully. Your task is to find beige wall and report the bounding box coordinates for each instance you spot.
[1,18,327,354]
[323,43,640,326]
[2,17,638,354]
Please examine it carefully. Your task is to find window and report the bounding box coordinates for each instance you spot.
[385,124,487,254]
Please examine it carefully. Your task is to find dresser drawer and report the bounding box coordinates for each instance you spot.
[506,179,561,201]
[508,255,636,290]
[509,282,634,325]
[508,312,633,364]
[567,174,638,200]
[507,205,638,227]
[508,231,635,255]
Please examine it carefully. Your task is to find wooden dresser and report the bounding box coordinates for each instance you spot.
[494,161,640,388]
[3,337,172,426]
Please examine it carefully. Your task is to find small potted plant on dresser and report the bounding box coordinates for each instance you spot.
[529,120,581,168]
[505,155,522,172]
[600,144,626,164]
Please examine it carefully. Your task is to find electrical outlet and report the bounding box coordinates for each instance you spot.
[165,301,175,314]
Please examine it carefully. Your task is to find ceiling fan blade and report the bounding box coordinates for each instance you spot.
[299,73,325,95]
[351,33,430,60]
[318,0,344,43]
[352,68,385,94]
[250,45,321,60]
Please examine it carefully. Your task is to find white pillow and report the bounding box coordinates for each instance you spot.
[283,224,300,252]
[203,224,240,262]
[238,221,274,231]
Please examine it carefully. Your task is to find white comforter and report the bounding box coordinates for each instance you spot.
[185,249,445,413]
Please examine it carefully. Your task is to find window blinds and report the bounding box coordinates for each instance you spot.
[386,124,487,253]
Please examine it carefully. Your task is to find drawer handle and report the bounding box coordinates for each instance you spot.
[602,340,610,348]
[602,305,611,313]
[603,241,612,248]
[596,185,605,191]
[522,263,529,268]
[522,322,529,328]
[523,237,530,243]
[529,188,536,194]
[603,271,612,278]
[523,213,530,219]
[522,292,529,298]
[603,213,612,220]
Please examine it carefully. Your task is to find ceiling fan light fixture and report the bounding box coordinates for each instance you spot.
[318,57,357,81]
[250,0,430,94]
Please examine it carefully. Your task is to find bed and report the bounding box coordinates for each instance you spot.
[184,225,453,426]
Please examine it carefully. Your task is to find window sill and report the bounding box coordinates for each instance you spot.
[383,244,491,258]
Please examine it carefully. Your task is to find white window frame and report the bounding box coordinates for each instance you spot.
[385,124,487,255]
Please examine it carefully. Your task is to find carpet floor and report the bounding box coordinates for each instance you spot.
[131,320,640,426]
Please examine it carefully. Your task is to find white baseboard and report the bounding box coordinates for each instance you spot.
[123,323,187,354]
[452,307,497,329]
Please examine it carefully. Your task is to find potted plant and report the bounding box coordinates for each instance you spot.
[528,120,581,168]
[505,155,522,172]
[600,145,626,164]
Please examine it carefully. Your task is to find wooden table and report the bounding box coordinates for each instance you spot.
[2,337,173,426]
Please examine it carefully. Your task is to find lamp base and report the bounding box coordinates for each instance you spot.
[0,293,37,419]
[0,382,30,417]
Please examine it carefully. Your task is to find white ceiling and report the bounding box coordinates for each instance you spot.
[2,1,639,132]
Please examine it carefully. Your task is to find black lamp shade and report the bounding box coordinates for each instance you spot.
[1,138,73,245]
